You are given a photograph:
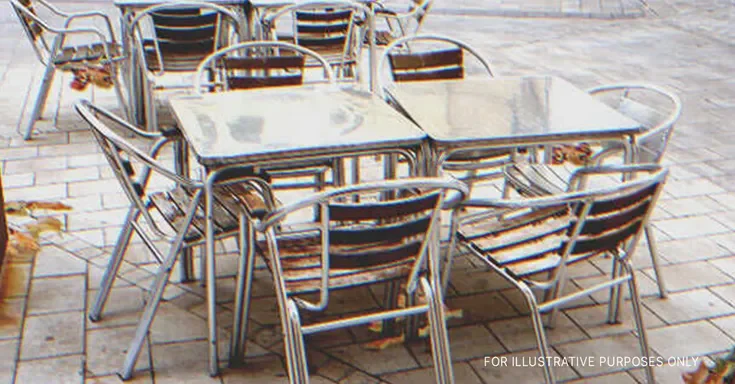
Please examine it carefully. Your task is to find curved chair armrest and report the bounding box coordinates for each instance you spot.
[63,11,117,43]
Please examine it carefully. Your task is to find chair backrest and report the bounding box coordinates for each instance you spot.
[465,165,667,279]
[74,100,194,239]
[378,34,494,87]
[587,84,682,164]
[130,2,241,73]
[262,1,369,69]
[193,41,335,94]
[10,0,54,63]
[257,178,468,310]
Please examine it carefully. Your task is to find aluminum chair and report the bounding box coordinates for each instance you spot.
[260,0,371,81]
[453,164,668,384]
[504,83,682,299]
[236,178,468,383]
[378,34,516,190]
[371,0,434,45]
[128,2,242,131]
[10,0,128,140]
[75,100,275,379]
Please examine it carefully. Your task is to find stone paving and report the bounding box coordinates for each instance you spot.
[1,0,735,383]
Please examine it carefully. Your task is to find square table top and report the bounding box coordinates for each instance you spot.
[169,85,426,167]
[386,76,644,149]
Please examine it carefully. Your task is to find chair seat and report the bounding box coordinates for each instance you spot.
[257,234,415,294]
[53,42,122,66]
[149,184,267,242]
[506,162,630,198]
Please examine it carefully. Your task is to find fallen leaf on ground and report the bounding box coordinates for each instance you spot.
[364,334,405,351]
[25,217,63,240]
[25,201,72,212]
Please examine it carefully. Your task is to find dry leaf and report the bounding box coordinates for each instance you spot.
[4,201,28,216]
[25,201,72,212]
[364,334,405,351]
[25,217,63,240]
[367,321,383,333]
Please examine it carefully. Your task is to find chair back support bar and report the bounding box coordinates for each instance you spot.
[388,47,464,82]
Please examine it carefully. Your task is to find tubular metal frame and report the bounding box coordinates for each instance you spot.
[452,164,668,384]
[372,0,434,44]
[75,100,276,379]
[10,0,129,140]
[242,178,469,383]
[127,1,243,131]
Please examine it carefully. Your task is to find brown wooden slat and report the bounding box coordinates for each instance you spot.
[155,25,216,42]
[152,12,218,28]
[152,8,201,16]
[389,48,462,71]
[328,192,439,221]
[393,67,463,82]
[297,35,347,48]
[330,241,421,269]
[227,75,303,89]
[569,220,642,255]
[223,55,304,70]
[576,200,650,236]
[578,183,658,216]
[297,22,349,34]
[330,215,431,245]
[295,9,353,22]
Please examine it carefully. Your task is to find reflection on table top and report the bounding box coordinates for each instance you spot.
[169,85,426,166]
[114,0,246,8]
[387,76,644,147]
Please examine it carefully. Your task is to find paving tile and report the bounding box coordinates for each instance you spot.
[150,302,208,344]
[555,333,650,377]
[35,166,100,185]
[381,362,482,383]
[86,326,151,376]
[0,146,38,161]
[643,288,735,324]
[563,371,637,383]
[20,311,84,360]
[446,291,518,325]
[410,324,505,365]
[648,236,730,264]
[488,313,586,352]
[653,215,730,239]
[68,179,122,198]
[1,172,33,188]
[710,256,735,278]
[448,269,513,295]
[469,349,578,383]
[27,275,85,315]
[38,142,99,157]
[2,183,67,201]
[0,298,24,340]
[2,155,68,174]
[67,153,109,168]
[663,178,726,198]
[658,196,726,217]
[15,355,84,384]
[647,320,734,359]
[641,261,733,293]
[326,342,418,376]
[85,373,153,384]
[151,340,225,384]
[32,245,86,278]
[711,284,735,307]
[221,354,289,384]
[711,314,735,341]
[0,339,18,380]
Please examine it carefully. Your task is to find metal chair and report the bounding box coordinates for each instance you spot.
[371,0,434,45]
[505,83,682,299]
[128,2,242,131]
[260,0,371,81]
[10,0,128,140]
[453,164,668,384]
[235,178,468,383]
[378,34,516,190]
[75,100,275,379]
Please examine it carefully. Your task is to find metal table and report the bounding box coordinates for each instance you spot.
[386,76,645,174]
[168,84,426,375]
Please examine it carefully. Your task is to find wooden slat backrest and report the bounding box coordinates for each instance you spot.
[144,8,223,71]
[388,48,464,82]
[220,54,305,90]
[323,191,441,269]
[294,9,353,49]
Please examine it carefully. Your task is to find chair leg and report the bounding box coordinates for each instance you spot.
[287,301,309,384]
[421,278,454,384]
[645,224,667,298]
[89,208,138,322]
[230,216,256,366]
[24,62,57,140]
[518,283,555,384]
[119,225,188,380]
[624,261,655,384]
[607,257,624,324]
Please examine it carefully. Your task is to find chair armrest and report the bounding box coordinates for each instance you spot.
[34,0,71,17]
[63,12,117,43]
